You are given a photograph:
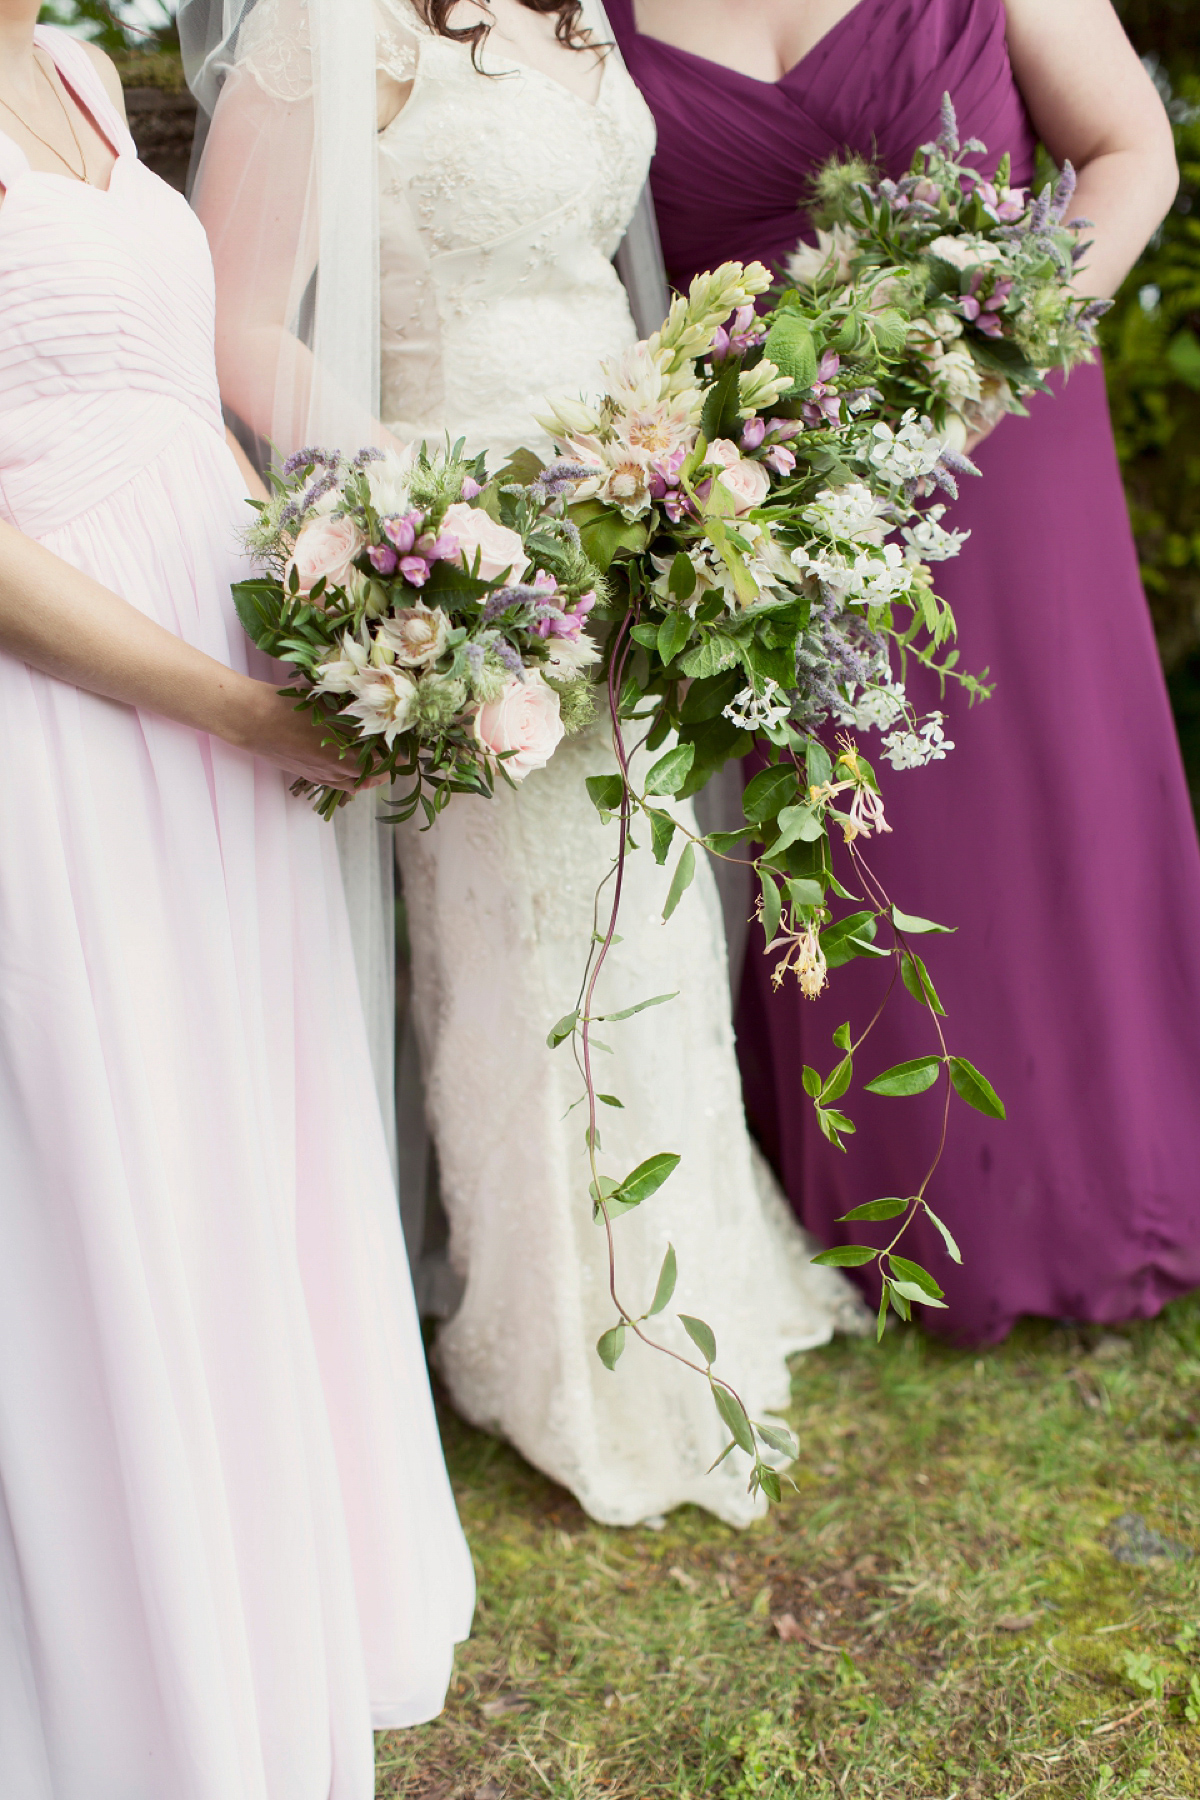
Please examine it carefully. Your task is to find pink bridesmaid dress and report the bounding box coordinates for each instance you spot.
[0,28,473,1800]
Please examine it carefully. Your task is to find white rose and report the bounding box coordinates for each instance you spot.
[928,234,1006,273]
[439,502,530,584]
[473,672,564,781]
[377,601,451,668]
[706,438,771,515]
[284,514,365,597]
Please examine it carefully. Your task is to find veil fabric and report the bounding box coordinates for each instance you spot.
[180,0,670,1180]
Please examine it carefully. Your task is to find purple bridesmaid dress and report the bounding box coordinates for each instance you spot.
[609,0,1200,1343]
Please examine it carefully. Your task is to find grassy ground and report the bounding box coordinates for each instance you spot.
[377,1295,1200,1800]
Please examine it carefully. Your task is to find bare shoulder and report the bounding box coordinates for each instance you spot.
[77,40,129,124]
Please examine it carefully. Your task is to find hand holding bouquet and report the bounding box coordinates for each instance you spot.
[233,442,604,819]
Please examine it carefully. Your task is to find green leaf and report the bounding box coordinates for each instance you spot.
[713,1384,755,1454]
[742,763,799,825]
[890,1278,948,1309]
[644,743,696,797]
[613,1151,681,1209]
[806,740,833,789]
[631,621,660,650]
[568,497,649,572]
[680,1313,717,1364]
[787,877,826,911]
[704,826,756,855]
[759,871,782,946]
[820,910,878,969]
[596,1324,626,1370]
[546,1011,578,1049]
[586,773,625,816]
[833,1021,852,1051]
[892,906,955,935]
[758,1467,784,1505]
[840,1196,909,1222]
[648,808,678,867]
[663,841,696,921]
[901,951,946,1016]
[598,1093,624,1109]
[771,802,826,853]
[679,668,743,723]
[589,1174,620,1215]
[762,314,818,392]
[812,1245,877,1267]
[888,1254,944,1300]
[700,357,743,442]
[864,1055,942,1097]
[754,1421,798,1459]
[820,1055,853,1104]
[948,1056,1006,1120]
[668,550,698,602]
[679,633,740,680]
[802,1065,823,1100]
[877,1283,891,1341]
[598,992,678,1023]
[648,1243,677,1316]
[924,1206,963,1264]
[657,610,693,666]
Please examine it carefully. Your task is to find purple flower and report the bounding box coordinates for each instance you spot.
[460,476,483,499]
[712,304,765,361]
[817,350,841,382]
[383,512,420,555]
[709,324,733,361]
[766,417,804,443]
[369,542,399,575]
[763,444,797,477]
[399,556,431,587]
[741,417,767,451]
[974,313,1004,338]
[282,445,337,477]
[353,446,386,467]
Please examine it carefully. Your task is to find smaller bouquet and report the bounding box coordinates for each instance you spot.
[233,441,604,819]
[780,93,1110,452]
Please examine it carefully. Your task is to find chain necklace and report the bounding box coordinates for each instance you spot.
[0,54,88,183]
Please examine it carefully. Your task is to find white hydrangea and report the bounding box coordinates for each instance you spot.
[866,411,943,486]
[882,712,955,770]
[901,505,971,565]
[802,481,893,544]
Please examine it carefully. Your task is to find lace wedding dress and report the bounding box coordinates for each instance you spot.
[365,0,867,1528]
[228,0,866,1528]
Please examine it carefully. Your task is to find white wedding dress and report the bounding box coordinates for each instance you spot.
[366,0,866,1528]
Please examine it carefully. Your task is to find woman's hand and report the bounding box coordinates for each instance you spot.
[232,682,387,793]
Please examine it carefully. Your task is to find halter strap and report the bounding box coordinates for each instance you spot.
[32,26,138,164]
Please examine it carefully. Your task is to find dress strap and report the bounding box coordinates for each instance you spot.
[32,26,138,162]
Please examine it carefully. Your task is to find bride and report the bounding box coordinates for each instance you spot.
[185,0,865,1527]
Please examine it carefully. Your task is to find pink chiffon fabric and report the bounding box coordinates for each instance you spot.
[0,29,473,1800]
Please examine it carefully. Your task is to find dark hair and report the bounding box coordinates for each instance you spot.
[411,0,592,64]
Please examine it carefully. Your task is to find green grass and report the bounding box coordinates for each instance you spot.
[377,1296,1200,1799]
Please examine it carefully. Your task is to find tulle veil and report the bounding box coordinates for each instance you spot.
[178,0,670,1196]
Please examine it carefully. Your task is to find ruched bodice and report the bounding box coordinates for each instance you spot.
[608,0,1036,289]
[0,28,223,538]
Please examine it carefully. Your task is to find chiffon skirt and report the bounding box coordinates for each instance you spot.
[0,415,473,1800]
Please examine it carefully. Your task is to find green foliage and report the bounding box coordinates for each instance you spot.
[37,0,178,53]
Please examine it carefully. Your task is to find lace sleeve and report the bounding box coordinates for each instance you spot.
[236,0,314,101]
[375,0,422,86]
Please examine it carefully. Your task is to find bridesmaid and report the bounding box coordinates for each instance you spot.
[608,0,1200,1344]
[0,11,471,1798]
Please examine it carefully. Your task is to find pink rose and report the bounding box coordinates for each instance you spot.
[284,514,365,597]
[473,673,564,782]
[439,502,530,584]
[706,438,771,515]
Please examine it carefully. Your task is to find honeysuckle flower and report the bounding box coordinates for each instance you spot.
[840,782,891,843]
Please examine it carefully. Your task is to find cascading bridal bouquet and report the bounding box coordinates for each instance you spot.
[531,260,1008,1502]
[232,442,605,821]
[777,93,1110,453]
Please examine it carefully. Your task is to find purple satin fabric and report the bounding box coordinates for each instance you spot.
[611,0,1200,1343]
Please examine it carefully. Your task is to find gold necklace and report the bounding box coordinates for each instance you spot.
[0,54,88,183]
